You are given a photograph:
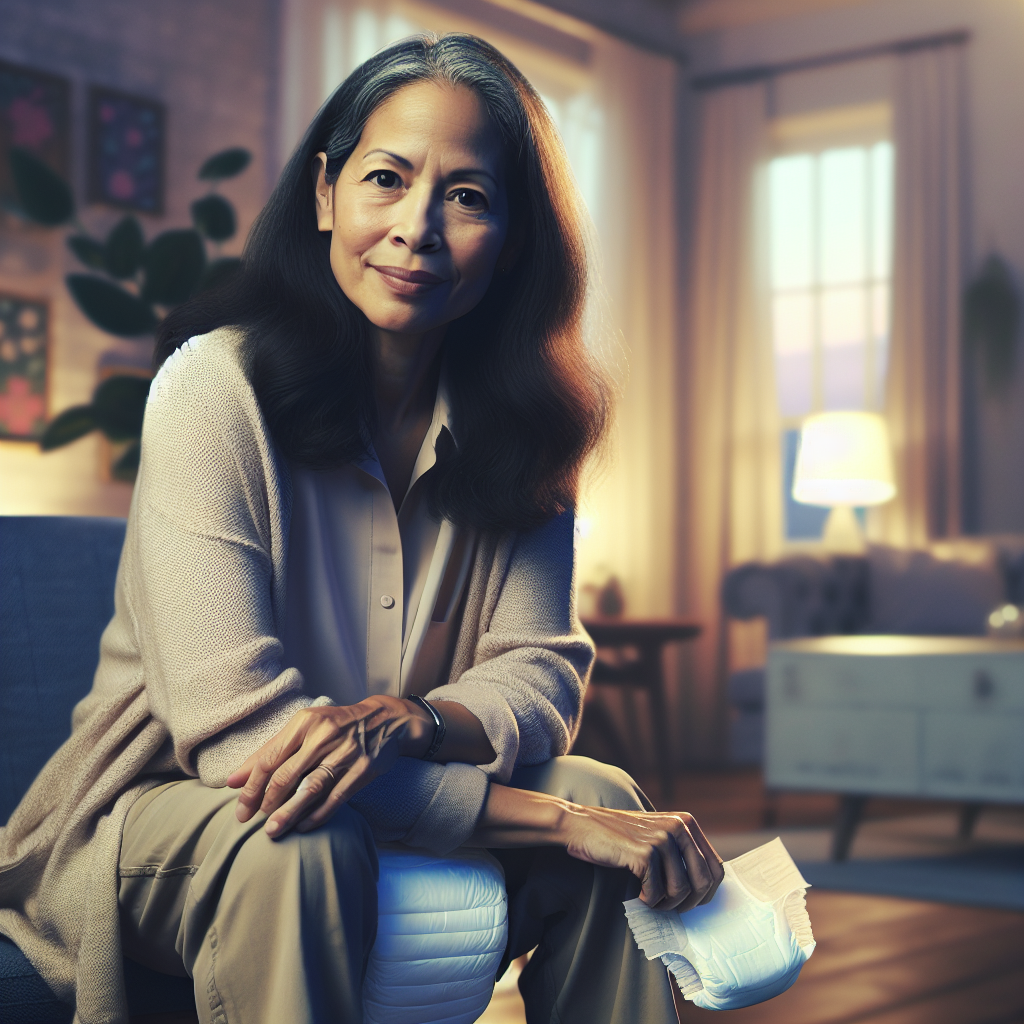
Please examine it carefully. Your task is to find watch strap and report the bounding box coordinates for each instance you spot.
[409,695,446,760]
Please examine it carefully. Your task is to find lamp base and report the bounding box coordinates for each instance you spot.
[822,505,866,554]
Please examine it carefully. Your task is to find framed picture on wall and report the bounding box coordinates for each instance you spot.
[0,60,71,213]
[0,293,49,442]
[87,86,165,214]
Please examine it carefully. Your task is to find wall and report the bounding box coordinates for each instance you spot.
[681,0,1024,534]
[0,0,279,516]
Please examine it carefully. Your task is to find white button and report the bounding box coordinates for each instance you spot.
[380,595,395,609]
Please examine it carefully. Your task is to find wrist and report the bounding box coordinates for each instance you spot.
[399,698,435,758]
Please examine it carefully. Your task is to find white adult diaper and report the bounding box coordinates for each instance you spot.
[623,837,815,1010]
[363,846,508,1024]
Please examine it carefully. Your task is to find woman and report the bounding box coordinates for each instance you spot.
[0,34,722,1023]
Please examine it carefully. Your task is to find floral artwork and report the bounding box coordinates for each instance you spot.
[0,60,71,211]
[88,87,164,214]
[0,294,48,441]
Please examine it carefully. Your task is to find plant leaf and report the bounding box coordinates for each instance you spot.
[93,375,151,441]
[141,229,207,305]
[67,235,106,270]
[40,405,96,450]
[191,195,236,241]
[9,147,75,226]
[198,148,252,181]
[112,440,141,482]
[104,216,145,279]
[198,256,243,294]
[66,275,159,336]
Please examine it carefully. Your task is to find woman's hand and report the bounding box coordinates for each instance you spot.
[469,785,724,912]
[560,803,724,911]
[226,696,434,838]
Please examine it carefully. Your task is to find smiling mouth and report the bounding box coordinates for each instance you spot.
[371,265,446,295]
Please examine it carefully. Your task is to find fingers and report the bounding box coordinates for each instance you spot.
[294,751,375,833]
[258,725,361,817]
[683,815,725,905]
[267,718,385,838]
[234,725,307,822]
[264,762,341,837]
[642,829,690,911]
[666,813,718,912]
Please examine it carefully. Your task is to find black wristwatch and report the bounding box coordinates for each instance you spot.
[409,695,446,760]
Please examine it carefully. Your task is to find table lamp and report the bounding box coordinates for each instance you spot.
[792,411,896,553]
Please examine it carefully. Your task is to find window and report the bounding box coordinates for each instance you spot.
[767,107,894,539]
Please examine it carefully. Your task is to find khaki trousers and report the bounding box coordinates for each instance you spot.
[118,756,676,1024]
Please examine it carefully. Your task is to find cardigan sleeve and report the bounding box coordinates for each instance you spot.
[424,511,595,785]
[129,333,310,785]
[128,332,487,852]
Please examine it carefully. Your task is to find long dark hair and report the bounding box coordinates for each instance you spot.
[156,33,609,532]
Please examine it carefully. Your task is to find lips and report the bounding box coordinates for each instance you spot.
[373,265,444,284]
[371,265,447,297]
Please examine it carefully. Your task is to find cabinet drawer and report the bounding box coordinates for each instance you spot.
[767,652,917,709]
[914,656,1024,712]
[922,712,1024,801]
[765,707,919,794]
[767,649,1024,712]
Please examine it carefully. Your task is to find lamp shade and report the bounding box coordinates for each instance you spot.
[793,411,896,507]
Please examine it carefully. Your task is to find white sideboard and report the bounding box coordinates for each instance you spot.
[765,636,1024,805]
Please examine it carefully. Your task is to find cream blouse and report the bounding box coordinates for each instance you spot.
[282,378,474,707]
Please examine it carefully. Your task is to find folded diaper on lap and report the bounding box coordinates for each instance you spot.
[624,837,815,1011]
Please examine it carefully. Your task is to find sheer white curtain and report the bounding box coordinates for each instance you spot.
[278,0,680,621]
[879,41,968,546]
[679,82,782,761]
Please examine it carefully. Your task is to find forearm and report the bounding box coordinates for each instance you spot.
[464,782,573,848]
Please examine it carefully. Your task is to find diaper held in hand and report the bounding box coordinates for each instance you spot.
[624,837,815,1011]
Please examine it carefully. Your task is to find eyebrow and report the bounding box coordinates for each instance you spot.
[361,148,413,168]
[360,148,498,188]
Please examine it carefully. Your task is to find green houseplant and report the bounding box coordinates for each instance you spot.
[8,145,251,479]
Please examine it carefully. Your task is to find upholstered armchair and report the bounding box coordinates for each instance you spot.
[0,517,506,1024]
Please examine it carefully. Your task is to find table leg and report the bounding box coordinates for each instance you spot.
[831,794,867,861]
[958,802,983,840]
[641,645,675,804]
[579,698,635,776]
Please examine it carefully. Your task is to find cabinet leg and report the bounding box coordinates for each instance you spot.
[831,795,867,862]
[958,802,983,840]
[646,677,675,804]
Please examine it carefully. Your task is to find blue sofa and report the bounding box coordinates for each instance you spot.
[0,516,196,1023]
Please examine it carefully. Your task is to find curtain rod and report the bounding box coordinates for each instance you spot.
[690,28,969,91]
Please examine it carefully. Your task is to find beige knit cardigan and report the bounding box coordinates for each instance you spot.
[0,328,594,1023]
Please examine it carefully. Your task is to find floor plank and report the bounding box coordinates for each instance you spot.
[862,969,1024,1024]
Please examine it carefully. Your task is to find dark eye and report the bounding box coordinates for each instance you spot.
[366,170,401,189]
[449,188,488,211]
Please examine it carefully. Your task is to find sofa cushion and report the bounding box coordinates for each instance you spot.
[0,934,72,1024]
[0,517,127,824]
[868,542,1004,636]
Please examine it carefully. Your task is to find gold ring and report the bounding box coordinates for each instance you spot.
[317,762,337,783]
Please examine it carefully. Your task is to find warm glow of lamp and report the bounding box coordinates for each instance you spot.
[793,412,896,552]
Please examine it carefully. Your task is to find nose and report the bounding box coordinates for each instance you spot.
[389,188,443,254]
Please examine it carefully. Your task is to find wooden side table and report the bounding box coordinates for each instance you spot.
[581,618,702,801]
[766,635,1024,860]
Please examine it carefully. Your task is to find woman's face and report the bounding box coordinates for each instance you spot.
[315,80,513,338]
